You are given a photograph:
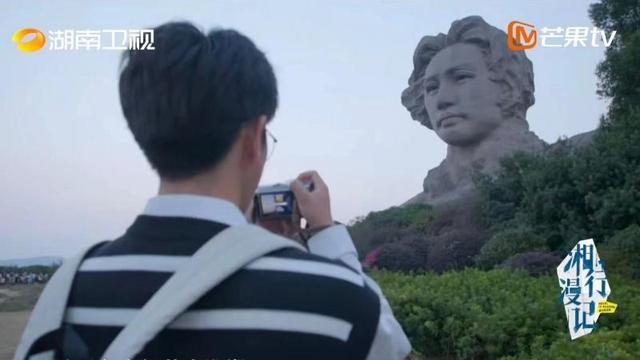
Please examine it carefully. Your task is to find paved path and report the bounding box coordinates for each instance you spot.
[0,311,30,359]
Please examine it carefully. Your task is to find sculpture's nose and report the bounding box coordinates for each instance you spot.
[436,81,456,111]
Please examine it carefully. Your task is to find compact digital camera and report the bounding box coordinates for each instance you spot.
[253,181,314,221]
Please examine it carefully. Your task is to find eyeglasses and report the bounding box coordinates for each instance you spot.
[265,128,278,161]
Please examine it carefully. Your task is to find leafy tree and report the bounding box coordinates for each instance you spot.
[476,0,640,263]
[589,0,640,114]
[476,145,592,252]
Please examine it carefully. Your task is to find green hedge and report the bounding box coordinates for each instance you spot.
[349,203,432,258]
[475,226,547,269]
[607,225,640,279]
[370,269,640,359]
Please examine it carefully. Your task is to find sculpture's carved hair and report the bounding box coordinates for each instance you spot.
[401,16,535,129]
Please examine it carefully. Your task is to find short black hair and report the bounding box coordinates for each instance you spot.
[119,22,278,180]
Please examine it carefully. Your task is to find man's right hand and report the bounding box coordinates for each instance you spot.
[290,171,333,229]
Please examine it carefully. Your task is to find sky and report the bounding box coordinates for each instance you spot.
[1,0,610,259]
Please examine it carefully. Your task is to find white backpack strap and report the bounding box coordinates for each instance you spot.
[14,242,108,360]
[102,224,304,360]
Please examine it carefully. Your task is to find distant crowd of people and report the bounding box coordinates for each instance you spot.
[0,272,50,285]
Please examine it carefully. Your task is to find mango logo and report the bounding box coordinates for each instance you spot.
[12,28,46,52]
[507,21,537,51]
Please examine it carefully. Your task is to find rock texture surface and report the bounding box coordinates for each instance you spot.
[401,16,546,206]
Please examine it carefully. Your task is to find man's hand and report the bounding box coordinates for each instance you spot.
[290,170,333,229]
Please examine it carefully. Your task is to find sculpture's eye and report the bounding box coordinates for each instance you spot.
[455,73,473,83]
[425,82,439,95]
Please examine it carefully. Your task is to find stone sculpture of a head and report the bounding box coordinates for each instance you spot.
[401,16,535,146]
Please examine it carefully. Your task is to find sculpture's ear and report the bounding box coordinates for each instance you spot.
[502,82,511,104]
[496,79,514,117]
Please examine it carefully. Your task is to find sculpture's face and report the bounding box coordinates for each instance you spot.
[423,43,503,146]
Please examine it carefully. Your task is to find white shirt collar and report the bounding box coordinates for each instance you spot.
[142,194,248,226]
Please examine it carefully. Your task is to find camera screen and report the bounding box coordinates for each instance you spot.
[259,191,293,216]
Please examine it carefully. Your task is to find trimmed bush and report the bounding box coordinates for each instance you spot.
[371,269,640,360]
[476,226,547,269]
[425,228,488,272]
[606,224,640,279]
[349,203,432,258]
[375,233,430,271]
[500,251,563,276]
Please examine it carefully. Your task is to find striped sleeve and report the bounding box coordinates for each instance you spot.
[307,224,413,360]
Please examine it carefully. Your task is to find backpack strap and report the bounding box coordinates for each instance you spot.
[14,241,109,360]
[101,224,304,360]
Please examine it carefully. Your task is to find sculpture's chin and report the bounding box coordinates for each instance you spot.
[435,121,501,147]
[436,130,481,147]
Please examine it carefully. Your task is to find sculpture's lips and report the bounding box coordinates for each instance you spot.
[438,113,465,128]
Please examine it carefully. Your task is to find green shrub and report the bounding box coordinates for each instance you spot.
[426,228,488,272]
[372,269,562,359]
[349,203,432,257]
[375,232,430,271]
[522,324,640,360]
[371,269,640,360]
[475,226,547,269]
[607,224,640,279]
[500,251,562,276]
